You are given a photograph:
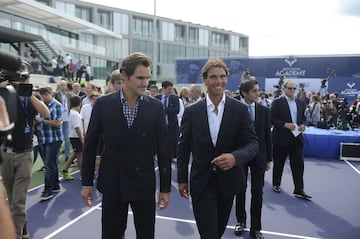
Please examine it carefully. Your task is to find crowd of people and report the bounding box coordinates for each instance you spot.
[1,51,351,239]
[24,46,92,83]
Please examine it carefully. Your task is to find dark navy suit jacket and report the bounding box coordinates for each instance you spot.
[177,96,259,198]
[82,91,171,201]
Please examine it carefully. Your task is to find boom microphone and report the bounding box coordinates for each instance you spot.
[0,49,22,71]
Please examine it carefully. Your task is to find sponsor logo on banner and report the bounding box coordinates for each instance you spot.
[275,57,306,78]
[341,81,360,97]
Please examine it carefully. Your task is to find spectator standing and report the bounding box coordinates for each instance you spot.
[270,80,312,199]
[51,55,58,76]
[68,59,77,81]
[177,57,258,239]
[72,82,86,99]
[37,87,63,201]
[62,95,83,180]
[54,79,73,162]
[85,63,92,82]
[305,94,321,126]
[155,81,180,161]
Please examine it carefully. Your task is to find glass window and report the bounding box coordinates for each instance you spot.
[75,6,92,22]
[132,17,153,37]
[98,10,113,30]
[189,27,199,45]
[211,32,229,49]
[132,40,153,58]
[114,12,129,35]
[175,24,186,42]
[161,43,185,63]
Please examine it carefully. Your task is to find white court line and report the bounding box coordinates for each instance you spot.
[39,165,321,239]
[46,208,320,239]
[43,202,102,239]
[28,170,80,192]
[344,160,360,175]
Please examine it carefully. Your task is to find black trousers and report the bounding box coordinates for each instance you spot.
[102,194,155,239]
[235,160,265,231]
[192,175,234,239]
[272,139,304,191]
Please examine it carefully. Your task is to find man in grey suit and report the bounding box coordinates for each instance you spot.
[81,52,171,239]
[177,57,259,239]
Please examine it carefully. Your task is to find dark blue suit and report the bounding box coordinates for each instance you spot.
[82,91,171,238]
[155,94,179,158]
[177,96,258,238]
[235,102,272,232]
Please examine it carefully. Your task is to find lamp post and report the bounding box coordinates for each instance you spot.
[153,0,157,82]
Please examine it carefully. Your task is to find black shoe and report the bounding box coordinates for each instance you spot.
[293,190,312,199]
[52,186,61,193]
[40,191,54,201]
[250,230,264,239]
[234,222,246,235]
[272,185,281,193]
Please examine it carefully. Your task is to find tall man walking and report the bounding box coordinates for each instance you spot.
[177,57,258,239]
[81,52,171,239]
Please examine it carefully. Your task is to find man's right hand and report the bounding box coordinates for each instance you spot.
[81,187,94,207]
[178,183,189,199]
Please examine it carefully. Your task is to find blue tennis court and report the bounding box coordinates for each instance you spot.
[26,157,360,238]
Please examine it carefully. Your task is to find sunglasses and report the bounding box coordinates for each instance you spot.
[286,87,297,90]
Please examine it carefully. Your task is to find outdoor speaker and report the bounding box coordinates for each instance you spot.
[340,143,360,161]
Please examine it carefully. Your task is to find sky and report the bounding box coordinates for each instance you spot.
[84,0,360,57]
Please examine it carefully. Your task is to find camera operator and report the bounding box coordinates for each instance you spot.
[0,61,49,239]
[0,96,16,239]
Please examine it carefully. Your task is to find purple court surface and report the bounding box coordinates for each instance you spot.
[26,157,360,239]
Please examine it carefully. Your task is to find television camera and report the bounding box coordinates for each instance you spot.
[0,50,31,162]
[273,76,285,98]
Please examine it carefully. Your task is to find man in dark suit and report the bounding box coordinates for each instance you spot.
[177,57,259,239]
[155,80,179,160]
[81,52,172,239]
[270,80,312,199]
[234,80,272,239]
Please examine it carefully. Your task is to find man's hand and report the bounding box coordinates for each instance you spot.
[81,187,94,207]
[211,153,236,171]
[157,192,170,210]
[178,183,189,199]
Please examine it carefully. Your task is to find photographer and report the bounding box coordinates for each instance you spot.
[0,61,49,239]
[0,96,16,239]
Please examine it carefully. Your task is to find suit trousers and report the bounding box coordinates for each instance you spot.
[192,175,234,239]
[102,194,155,239]
[272,139,304,191]
[235,160,265,231]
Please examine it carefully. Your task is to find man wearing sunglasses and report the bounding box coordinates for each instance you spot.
[270,80,312,200]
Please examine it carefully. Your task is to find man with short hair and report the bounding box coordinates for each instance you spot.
[270,80,311,199]
[177,57,258,239]
[155,80,180,160]
[38,86,63,201]
[81,52,171,239]
[190,84,202,103]
[234,80,272,239]
[1,61,49,238]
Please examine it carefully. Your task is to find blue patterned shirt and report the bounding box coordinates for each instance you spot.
[38,98,64,144]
